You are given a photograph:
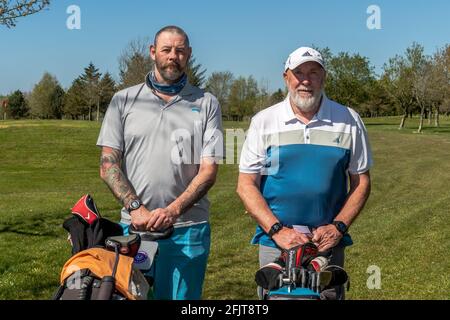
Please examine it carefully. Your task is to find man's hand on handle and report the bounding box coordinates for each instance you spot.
[272,227,312,250]
[146,208,178,231]
[131,206,178,231]
[312,224,342,252]
[130,206,154,231]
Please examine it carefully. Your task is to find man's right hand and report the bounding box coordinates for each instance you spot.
[272,227,311,250]
[130,206,153,231]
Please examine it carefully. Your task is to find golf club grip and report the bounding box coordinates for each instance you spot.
[129,225,174,240]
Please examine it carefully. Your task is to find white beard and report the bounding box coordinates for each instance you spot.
[290,89,323,113]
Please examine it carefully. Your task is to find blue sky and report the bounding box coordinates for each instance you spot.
[1,0,449,95]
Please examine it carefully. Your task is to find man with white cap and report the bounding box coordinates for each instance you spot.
[237,47,372,299]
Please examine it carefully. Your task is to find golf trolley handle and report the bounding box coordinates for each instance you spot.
[129,225,174,241]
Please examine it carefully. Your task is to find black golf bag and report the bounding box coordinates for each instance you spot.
[53,194,172,300]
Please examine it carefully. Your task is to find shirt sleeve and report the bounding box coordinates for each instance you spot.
[201,96,224,160]
[239,116,267,174]
[348,112,373,174]
[96,94,125,151]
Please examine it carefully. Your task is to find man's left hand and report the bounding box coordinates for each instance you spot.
[146,208,178,231]
[312,224,343,252]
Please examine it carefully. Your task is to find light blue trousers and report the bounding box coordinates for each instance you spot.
[121,222,210,300]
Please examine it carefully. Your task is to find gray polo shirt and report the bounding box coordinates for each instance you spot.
[97,81,223,227]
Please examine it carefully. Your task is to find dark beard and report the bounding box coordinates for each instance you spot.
[156,61,184,82]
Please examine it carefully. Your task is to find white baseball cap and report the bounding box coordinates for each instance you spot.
[284,47,325,71]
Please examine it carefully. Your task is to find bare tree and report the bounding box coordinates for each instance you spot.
[118,37,153,89]
[205,71,234,118]
[382,44,430,130]
[428,45,450,127]
[228,76,259,120]
[382,56,415,129]
[0,0,50,27]
[401,43,429,133]
[414,60,432,133]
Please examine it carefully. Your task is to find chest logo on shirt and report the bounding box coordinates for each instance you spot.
[191,107,201,113]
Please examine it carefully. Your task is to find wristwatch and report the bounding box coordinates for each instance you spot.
[128,199,142,213]
[332,221,348,235]
[268,222,283,238]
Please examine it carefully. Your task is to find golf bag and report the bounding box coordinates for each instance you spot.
[53,194,172,300]
[255,242,349,300]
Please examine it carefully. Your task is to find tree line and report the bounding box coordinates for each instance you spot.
[1,64,116,121]
[1,41,449,131]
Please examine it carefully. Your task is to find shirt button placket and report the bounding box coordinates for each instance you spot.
[305,126,310,144]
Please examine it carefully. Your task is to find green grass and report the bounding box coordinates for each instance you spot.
[0,117,449,300]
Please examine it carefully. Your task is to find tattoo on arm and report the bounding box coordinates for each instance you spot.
[100,148,138,208]
[176,178,216,214]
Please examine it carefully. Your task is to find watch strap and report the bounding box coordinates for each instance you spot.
[332,221,348,235]
[268,222,283,238]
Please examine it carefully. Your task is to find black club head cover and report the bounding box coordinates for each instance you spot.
[64,195,123,255]
[255,257,285,290]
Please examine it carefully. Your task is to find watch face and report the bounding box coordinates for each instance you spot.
[130,200,141,210]
[274,223,283,232]
[335,221,347,233]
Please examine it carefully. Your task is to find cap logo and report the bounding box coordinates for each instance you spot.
[303,51,313,57]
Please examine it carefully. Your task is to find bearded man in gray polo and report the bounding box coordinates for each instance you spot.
[97,25,223,300]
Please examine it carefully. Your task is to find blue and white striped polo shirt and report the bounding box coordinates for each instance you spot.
[239,94,372,248]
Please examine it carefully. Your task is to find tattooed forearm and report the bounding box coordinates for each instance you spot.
[100,147,138,208]
[168,160,218,217]
[177,179,216,214]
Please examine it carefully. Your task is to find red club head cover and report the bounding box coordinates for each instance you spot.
[71,194,100,225]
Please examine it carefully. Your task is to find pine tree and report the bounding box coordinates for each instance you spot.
[7,90,28,119]
[186,55,206,88]
[98,72,117,119]
[63,78,86,119]
[50,85,65,119]
[79,62,101,121]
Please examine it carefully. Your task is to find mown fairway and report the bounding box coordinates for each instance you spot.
[0,117,449,300]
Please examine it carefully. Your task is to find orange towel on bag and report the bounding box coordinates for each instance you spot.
[60,247,135,300]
